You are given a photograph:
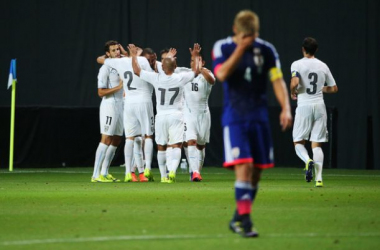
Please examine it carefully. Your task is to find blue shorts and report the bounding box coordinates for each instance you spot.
[223,121,274,169]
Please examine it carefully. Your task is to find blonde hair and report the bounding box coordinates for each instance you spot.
[234,10,260,35]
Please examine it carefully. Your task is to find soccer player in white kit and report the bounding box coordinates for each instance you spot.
[92,41,125,183]
[97,47,155,183]
[129,43,201,183]
[290,37,338,187]
[183,54,215,181]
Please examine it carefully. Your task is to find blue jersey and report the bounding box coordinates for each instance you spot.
[212,36,283,126]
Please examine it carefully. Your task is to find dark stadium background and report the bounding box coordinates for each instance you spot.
[0,0,379,170]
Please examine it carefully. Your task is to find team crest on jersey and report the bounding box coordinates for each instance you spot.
[253,48,264,74]
[232,147,240,159]
[110,68,118,75]
[104,125,109,132]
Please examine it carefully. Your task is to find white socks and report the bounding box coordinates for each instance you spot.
[312,147,324,181]
[170,148,182,173]
[198,148,205,172]
[124,139,134,174]
[134,137,144,173]
[295,144,311,164]
[184,146,189,163]
[166,147,173,171]
[157,151,167,178]
[93,143,108,178]
[100,145,117,176]
[144,138,153,170]
[188,146,199,173]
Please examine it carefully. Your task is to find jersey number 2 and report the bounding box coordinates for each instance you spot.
[124,71,136,90]
[307,72,318,95]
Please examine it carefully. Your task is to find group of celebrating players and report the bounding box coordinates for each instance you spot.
[91,9,338,237]
[91,40,214,184]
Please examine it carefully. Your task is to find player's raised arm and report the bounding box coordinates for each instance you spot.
[215,33,255,82]
[189,43,201,75]
[166,48,177,58]
[199,57,215,85]
[128,44,142,76]
[97,55,106,65]
[118,44,129,56]
[272,77,293,131]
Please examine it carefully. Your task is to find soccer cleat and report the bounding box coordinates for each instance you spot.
[192,172,202,182]
[305,159,314,182]
[315,181,323,187]
[160,177,170,183]
[131,172,139,182]
[124,173,133,182]
[144,169,154,181]
[139,173,149,182]
[99,175,114,183]
[91,177,101,183]
[168,171,176,183]
[189,172,193,181]
[229,221,259,238]
[104,174,120,182]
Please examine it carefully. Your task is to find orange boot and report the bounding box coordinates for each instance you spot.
[139,173,149,182]
[131,172,139,182]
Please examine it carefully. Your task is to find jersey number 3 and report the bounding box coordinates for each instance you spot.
[307,72,318,95]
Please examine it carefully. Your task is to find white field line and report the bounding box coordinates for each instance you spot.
[1,232,380,246]
[1,170,380,177]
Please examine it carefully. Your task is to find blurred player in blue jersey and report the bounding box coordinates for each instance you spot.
[212,10,292,237]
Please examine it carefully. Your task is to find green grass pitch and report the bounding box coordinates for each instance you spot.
[0,167,379,250]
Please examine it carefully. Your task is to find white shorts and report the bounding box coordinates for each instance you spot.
[184,110,211,145]
[155,113,184,145]
[293,103,328,142]
[124,102,154,137]
[99,101,124,136]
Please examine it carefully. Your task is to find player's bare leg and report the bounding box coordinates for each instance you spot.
[311,142,324,187]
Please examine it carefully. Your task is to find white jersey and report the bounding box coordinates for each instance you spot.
[291,57,336,106]
[97,65,123,103]
[140,70,195,115]
[184,71,215,113]
[156,61,191,74]
[104,57,153,104]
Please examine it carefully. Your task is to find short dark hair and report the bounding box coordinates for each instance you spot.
[104,40,119,53]
[160,48,170,57]
[142,48,155,56]
[302,37,318,55]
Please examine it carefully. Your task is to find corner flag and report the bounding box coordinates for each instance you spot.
[8,59,17,171]
[8,59,17,89]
